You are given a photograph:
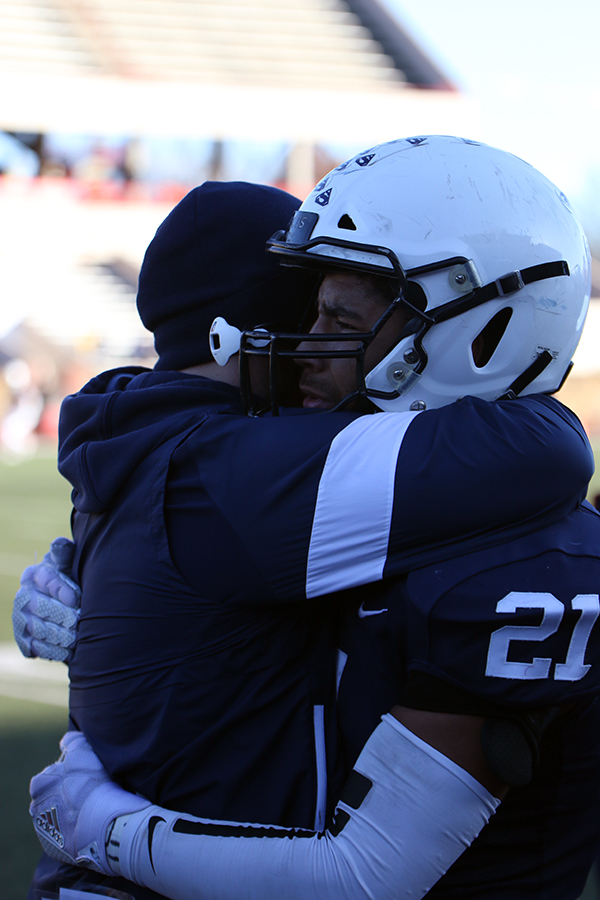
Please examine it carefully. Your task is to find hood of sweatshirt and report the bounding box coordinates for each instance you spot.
[58,367,242,514]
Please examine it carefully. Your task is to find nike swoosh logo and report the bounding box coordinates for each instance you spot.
[358,602,388,618]
[148,815,166,874]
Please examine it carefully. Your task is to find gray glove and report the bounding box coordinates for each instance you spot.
[13,537,81,662]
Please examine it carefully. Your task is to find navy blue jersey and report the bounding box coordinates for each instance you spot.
[337,502,600,898]
[30,367,594,900]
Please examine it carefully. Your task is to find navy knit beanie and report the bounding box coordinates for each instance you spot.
[137,181,317,371]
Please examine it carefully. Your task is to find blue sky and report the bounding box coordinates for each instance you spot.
[383,0,600,211]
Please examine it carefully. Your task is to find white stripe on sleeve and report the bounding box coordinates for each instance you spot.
[305,411,420,599]
[312,704,327,832]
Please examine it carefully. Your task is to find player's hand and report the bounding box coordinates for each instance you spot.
[30,731,151,875]
[12,537,81,662]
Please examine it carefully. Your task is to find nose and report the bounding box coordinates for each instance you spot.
[295,337,324,371]
[295,318,330,371]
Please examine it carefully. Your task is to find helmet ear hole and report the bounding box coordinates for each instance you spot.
[473,307,513,368]
[337,214,357,231]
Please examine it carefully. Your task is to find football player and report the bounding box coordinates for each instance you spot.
[23,137,600,899]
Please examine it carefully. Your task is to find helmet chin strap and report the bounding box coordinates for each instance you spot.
[496,350,555,400]
[424,261,570,327]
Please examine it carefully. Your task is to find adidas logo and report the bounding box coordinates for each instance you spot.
[35,807,65,848]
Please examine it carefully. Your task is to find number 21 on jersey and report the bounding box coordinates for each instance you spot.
[486,592,599,681]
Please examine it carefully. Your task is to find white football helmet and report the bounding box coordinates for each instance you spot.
[263,135,591,412]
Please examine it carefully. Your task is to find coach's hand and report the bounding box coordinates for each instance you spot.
[13,537,81,662]
[30,730,151,875]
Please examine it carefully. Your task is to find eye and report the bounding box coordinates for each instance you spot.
[335,319,360,333]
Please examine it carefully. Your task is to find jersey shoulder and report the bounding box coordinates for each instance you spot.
[403,503,600,707]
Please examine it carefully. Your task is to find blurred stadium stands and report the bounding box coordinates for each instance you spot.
[0,0,598,454]
[0,0,471,457]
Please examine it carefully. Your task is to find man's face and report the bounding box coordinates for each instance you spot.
[296,272,407,410]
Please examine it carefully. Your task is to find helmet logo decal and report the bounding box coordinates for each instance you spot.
[313,177,329,192]
[406,137,428,146]
[315,189,332,207]
[557,189,574,212]
[356,154,375,167]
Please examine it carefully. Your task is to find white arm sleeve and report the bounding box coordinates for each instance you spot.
[110,715,500,900]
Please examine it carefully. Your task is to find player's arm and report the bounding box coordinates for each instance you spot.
[12,395,593,657]
[390,706,509,798]
[202,395,593,600]
[31,714,502,900]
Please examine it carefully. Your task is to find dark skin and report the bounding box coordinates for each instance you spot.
[298,271,508,799]
[391,708,509,798]
[297,272,408,409]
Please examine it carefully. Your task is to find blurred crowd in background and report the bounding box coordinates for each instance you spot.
[0,130,343,200]
[0,129,350,460]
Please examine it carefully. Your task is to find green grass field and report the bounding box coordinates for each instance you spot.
[0,451,73,644]
[0,451,73,899]
[0,696,69,899]
[1,449,600,899]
